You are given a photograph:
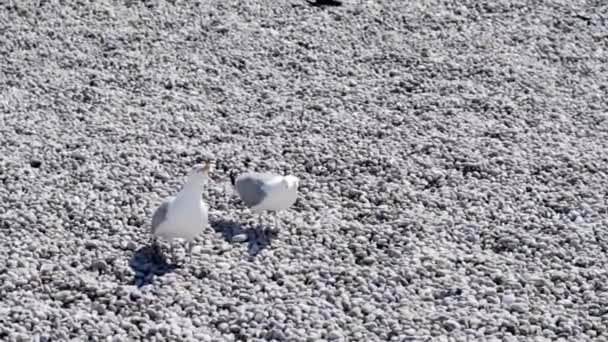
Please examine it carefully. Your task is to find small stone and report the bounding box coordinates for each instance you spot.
[362,304,376,315]
[549,270,567,282]
[71,151,87,161]
[327,330,343,340]
[465,233,479,242]
[55,290,71,303]
[269,328,286,341]
[100,323,113,335]
[84,241,98,250]
[112,335,126,342]
[497,236,518,250]
[125,241,138,251]
[502,293,515,305]
[147,309,159,320]
[190,245,202,254]
[40,263,55,274]
[468,317,482,328]
[120,320,136,332]
[443,320,460,332]
[232,234,248,243]
[388,249,400,258]
[92,303,105,314]
[153,171,170,182]
[171,323,182,336]
[510,303,528,313]
[90,260,108,272]
[361,256,376,265]
[354,251,367,259]
[13,333,29,342]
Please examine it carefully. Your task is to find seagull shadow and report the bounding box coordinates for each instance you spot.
[210,217,279,258]
[128,244,178,288]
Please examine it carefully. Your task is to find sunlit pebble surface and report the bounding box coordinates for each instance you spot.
[1,0,608,341]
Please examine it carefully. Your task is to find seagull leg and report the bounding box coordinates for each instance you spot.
[187,241,194,262]
[151,236,162,262]
[257,213,266,243]
[151,236,157,253]
[258,212,264,230]
[170,241,175,264]
[274,212,281,232]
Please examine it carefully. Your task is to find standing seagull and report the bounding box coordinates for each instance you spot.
[151,163,212,263]
[230,171,300,232]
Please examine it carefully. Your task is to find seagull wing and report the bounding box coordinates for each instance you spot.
[260,175,286,195]
[151,196,174,235]
[235,173,279,207]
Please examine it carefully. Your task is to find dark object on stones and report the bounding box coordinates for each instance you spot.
[30,159,42,168]
[307,0,342,7]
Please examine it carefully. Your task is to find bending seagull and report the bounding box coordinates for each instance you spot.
[151,163,212,263]
[230,171,300,232]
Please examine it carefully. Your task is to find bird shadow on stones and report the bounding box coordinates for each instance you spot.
[128,244,178,288]
[210,217,279,258]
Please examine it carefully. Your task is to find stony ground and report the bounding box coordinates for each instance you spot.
[1,0,608,341]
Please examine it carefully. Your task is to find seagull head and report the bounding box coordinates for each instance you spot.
[187,162,212,187]
[282,175,300,190]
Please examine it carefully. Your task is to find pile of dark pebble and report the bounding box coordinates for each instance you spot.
[1,0,607,341]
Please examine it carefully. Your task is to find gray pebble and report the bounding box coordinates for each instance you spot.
[510,303,529,314]
[327,330,343,340]
[360,256,376,265]
[443,320,460,332]
[502,293,515,305]
[90,259,108,272]
[231,234,248,243]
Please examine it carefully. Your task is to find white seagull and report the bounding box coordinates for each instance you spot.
[151,163,212,263]
[229,171,300,232]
